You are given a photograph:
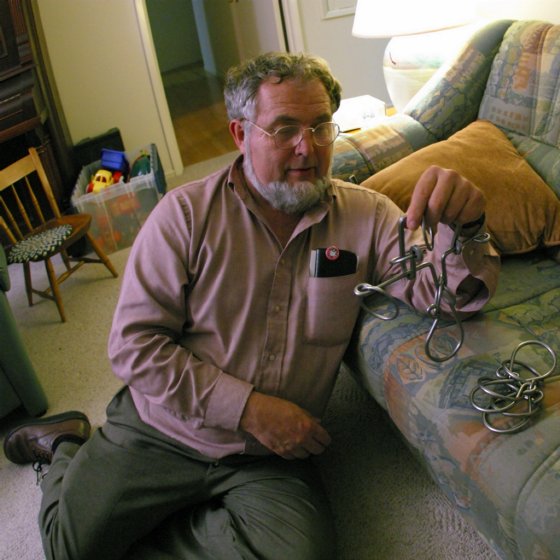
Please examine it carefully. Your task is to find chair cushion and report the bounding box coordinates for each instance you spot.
[360,120,560,255]
[8,224,73,264]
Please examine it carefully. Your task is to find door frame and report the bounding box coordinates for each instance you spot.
[134,0,184,176]
[281,0,306,51]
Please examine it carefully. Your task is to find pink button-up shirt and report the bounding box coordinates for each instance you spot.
[108,156,499,459]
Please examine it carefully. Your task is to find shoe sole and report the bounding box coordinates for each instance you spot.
[3,410,91,458]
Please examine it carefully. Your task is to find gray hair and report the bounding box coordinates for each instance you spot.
[223,52,342,121]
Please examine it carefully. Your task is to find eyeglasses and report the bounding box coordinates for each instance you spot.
[245,120,340,149]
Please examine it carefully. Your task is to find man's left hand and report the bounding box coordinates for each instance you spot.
[406,165,485,231]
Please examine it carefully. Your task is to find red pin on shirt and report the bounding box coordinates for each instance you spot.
[325,245,340,261]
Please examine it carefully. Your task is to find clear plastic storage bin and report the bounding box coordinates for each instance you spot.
[72,144,165,254]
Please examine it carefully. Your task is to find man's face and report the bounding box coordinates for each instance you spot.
[231,78,335,213]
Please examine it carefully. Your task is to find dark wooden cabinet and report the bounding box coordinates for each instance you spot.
[0,0,75,211]
[0,0,36,138]
[0,0,32,76]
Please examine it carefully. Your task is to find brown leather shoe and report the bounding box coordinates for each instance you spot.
[3,411,91,465]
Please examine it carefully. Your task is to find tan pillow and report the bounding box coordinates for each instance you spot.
[361,120,560,255]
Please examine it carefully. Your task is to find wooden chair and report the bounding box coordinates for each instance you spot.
[0,147,118,322]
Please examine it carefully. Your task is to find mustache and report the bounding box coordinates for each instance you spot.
[243,151,330,214]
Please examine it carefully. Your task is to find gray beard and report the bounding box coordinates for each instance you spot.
[243,147,331,215]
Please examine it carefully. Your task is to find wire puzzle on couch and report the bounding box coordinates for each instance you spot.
[470,340,560,433]
[354,215,490,363]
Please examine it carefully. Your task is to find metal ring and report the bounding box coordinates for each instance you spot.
[508,340,557,381]
[424,307,463,363]
[355,284,399,321]
[421,218,434,251]
[470,379,519,413]
[482,411,532,434]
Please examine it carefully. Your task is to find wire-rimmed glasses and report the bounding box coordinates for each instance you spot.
[245,120,340,149]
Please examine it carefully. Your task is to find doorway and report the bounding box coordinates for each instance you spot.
[145,0,237,168]
[145,0,288,171]
[161,61,236,167]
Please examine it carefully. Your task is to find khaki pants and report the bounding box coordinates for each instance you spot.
[38,388,335,560]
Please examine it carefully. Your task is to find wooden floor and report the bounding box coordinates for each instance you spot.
[162,64,237,166]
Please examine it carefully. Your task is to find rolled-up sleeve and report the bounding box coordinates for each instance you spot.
[375,211,500,319]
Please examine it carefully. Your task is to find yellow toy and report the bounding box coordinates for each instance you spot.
[87,169,114,194]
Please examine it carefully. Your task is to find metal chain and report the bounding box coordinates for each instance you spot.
[354,215,490,362]
[470,340,559,433]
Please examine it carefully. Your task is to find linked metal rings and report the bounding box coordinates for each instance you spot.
[470,340,558,433]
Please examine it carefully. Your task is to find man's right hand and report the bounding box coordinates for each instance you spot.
[239,392,331,460]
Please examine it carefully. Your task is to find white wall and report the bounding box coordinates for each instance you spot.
[287,0,390,101]
[35,0,180,176]
[230,0,286,61]
[476,0,559,23]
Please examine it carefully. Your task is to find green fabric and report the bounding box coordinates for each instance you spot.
[0,366,21,418]
[0,245,48,418]
[0,241,10,291]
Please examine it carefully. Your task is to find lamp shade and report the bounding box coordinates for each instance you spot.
[352,0,476,38]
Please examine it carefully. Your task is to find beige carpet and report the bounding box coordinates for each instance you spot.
[0,192,499,560]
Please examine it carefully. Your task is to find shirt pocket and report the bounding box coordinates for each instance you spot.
[304,274,361,346]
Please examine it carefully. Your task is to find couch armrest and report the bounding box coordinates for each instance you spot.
[332,114,435,183]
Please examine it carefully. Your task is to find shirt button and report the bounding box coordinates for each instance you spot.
[268,354,276,361]
[274,305,281,313]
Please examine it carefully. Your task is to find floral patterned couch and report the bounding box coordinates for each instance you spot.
[331,20,560,560]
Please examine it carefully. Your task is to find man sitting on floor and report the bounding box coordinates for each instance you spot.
[4,51,499,560]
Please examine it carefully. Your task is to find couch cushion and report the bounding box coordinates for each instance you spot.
[346,250,560,559]
[360,120,560,255]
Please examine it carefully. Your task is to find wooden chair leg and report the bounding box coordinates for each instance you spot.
[23,263,33,307]
[44,258,66,322]
[86,233,118,278]
[60,248,73,271]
